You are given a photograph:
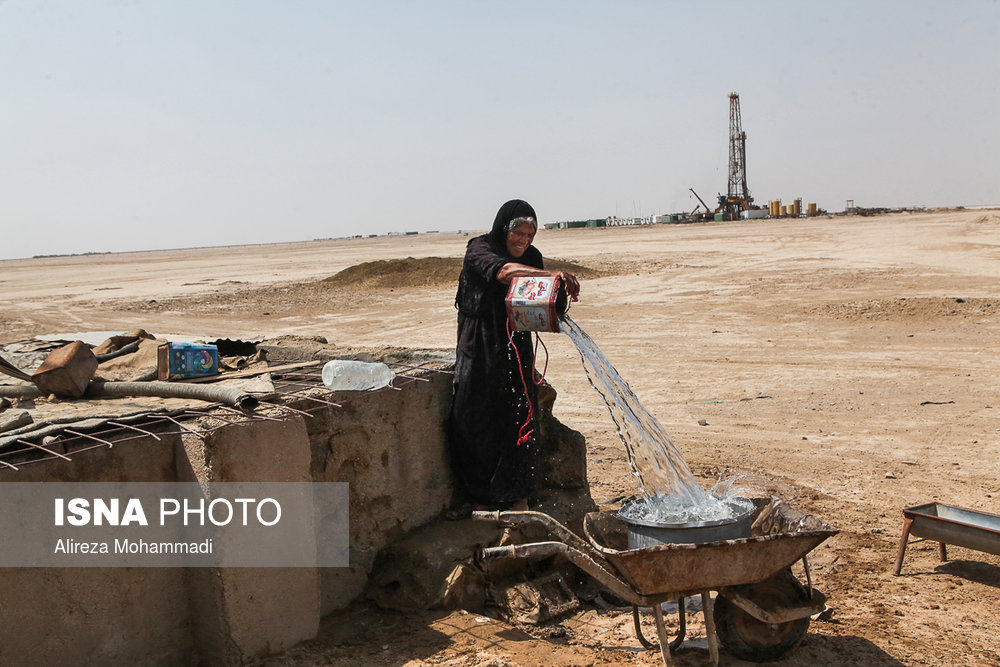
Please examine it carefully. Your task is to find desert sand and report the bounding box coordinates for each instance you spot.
[2,208,1000,665]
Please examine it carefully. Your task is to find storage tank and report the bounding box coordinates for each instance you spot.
[807,202,817,216]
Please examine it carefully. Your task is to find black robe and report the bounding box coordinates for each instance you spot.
[450,200,542,504]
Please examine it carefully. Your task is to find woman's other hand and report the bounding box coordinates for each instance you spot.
[554,270,580,301]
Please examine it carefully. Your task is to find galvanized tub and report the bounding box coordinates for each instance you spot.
[619,497,756,548]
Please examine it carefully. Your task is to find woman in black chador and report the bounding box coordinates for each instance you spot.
[450,199,580,511]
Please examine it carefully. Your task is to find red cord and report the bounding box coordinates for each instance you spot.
[507,317,539,447]
[534,332,549,382]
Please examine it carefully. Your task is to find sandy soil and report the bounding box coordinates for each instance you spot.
[3,209,1000,665]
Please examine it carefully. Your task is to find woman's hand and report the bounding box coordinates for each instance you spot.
[553,270,580,301]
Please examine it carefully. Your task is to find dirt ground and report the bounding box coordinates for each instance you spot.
[3,208,1000,665]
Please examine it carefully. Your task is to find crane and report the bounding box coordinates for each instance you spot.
[689,188,712,215]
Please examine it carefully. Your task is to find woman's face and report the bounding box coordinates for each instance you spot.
[505,222,536,258]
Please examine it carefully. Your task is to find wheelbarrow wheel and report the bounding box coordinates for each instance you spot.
[714,570,810,662]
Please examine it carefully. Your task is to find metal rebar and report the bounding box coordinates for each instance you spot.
[271,379,323,390]
[255,401,312,418]
[275,391,342,408]
[387,361,454,375]
[183,411,240,427]
[214,405,284,422]
[106,421,163,441]
[270,374,323,384]
[62,429,115,448]
[393,372,430,383]
[16,439,72,461]
[161,415,206,438]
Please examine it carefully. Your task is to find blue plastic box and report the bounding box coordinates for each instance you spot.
[157,342,219,380]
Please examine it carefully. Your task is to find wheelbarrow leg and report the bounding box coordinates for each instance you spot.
[632,602,685,655]
[668,597,686,651]
[939,541,948,563]
[631,605,656,650]
[702,591,719,667]
[652,603,675,666]
[893,517,913,575]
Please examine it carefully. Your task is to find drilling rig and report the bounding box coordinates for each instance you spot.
[717,92,753,220]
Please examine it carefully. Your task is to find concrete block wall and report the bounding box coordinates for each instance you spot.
[179,417,320,665]
[297,370,455,614]
[0,430,196,667]
[0,368,458,665]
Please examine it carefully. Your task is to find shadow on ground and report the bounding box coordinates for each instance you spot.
[256,604,908,667]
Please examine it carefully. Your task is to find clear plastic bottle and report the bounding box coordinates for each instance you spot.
[321,360,395,391]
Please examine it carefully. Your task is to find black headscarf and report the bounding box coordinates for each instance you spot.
[488,199,538,252]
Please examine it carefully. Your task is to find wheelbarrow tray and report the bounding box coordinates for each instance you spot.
[902,502,1000,556]
[584,497,836,598]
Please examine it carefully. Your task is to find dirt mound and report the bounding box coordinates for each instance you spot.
[322,257,461,289]
[107,256,616,319]
[817,296,999,321]
[322,256,610,290]
[973,213,1000,224]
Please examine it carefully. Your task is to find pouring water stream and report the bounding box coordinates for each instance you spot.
[558,315,749,524]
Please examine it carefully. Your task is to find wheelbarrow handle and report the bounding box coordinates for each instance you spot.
[471,510,596,555]
[478,541,641,605]
[480,545,516,560]
[480,542,559,561]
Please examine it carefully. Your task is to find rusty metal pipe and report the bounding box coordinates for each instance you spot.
[480,540,640,604]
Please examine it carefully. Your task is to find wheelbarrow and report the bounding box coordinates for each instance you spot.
[474,497,837,666]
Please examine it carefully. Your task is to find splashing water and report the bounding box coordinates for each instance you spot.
[559,315,749,524]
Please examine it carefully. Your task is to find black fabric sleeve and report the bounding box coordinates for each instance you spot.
[465,236,509,284]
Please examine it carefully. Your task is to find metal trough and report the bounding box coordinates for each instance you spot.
[474,496,837,666]
[894,502,1000,575]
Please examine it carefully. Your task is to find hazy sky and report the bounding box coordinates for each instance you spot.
[2,1,998,259]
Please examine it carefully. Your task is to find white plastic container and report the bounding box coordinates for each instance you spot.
[321,360,395,391]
